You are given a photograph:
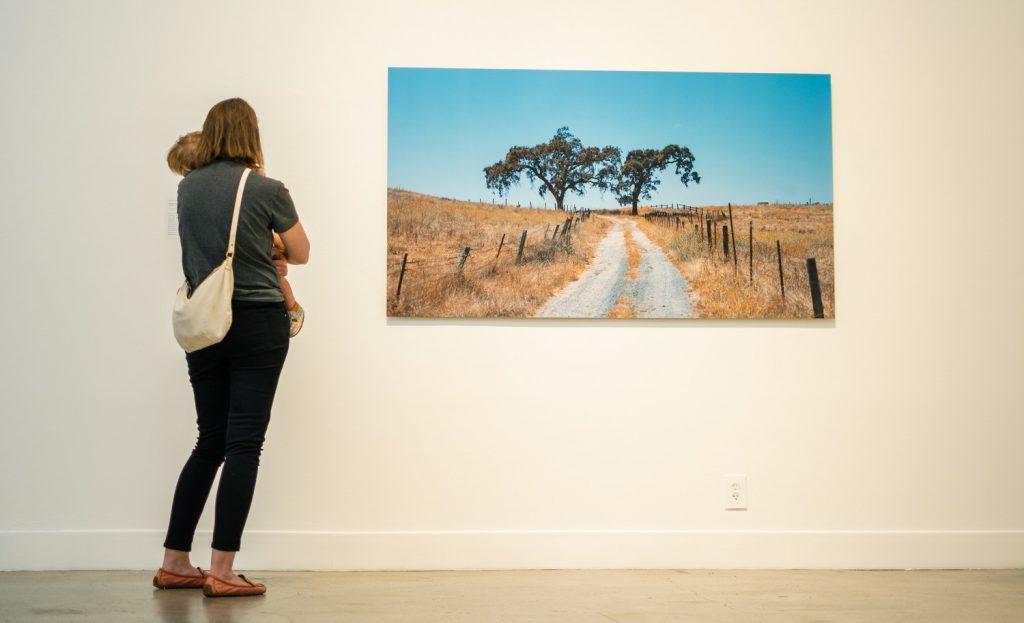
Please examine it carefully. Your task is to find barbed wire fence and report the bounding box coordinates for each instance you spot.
[641,203,827,318]
[387,209,594,305]
[388,197,829,319]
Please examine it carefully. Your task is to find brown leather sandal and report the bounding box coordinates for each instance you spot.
[202,573,267,598]
[152,566,208,589]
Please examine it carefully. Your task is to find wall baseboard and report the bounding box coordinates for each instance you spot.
[1,529,1021,571]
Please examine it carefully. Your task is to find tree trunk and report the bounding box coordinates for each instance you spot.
[631,199,639,216]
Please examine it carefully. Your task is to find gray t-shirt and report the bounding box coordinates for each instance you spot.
[178,160,299,302]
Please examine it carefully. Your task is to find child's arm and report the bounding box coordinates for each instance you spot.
[272,232,285,256]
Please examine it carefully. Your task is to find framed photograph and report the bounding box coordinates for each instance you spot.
[388,68,833,319]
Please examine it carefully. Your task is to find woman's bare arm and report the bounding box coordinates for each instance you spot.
[275,221,310,265]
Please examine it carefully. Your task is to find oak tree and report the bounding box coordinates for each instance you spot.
[484,127,620,211]
[615,145,700,215]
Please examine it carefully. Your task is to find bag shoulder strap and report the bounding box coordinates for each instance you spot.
[225,167,252,263]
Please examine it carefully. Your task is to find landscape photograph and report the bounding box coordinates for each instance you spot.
[387,68,834,319]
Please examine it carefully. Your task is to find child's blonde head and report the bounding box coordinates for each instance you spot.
[167,131,202,176]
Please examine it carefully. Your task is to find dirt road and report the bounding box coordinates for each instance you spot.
[537,218,694,318]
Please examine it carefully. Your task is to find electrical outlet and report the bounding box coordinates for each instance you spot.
[722,474,748,510]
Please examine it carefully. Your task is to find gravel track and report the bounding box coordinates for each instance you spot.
[627,221,694,318]
[536,221,627,318]
[536,218,694,318]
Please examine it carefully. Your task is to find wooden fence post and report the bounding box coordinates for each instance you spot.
[552,224,560,240]
[776,240,785,301]
[457,246,470,273]
[722,225,730,259]
[516,229,527,263]
[728,203,737,269]
[706,219,713,249]
[748,220,753,284]
[395,253,408,300]
[807,257,824,318]
[495,233,506,259]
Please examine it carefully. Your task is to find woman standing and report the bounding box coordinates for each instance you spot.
[154,98,309,597]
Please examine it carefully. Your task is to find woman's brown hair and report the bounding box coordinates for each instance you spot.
[195,98,264,170]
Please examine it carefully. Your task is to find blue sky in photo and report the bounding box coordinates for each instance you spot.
[388,68,833,208]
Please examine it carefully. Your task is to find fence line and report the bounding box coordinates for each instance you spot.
[389,214,592,302]
[642,204,829,318]
[390,203,830,318]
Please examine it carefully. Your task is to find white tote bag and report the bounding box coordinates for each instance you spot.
[172,167,252,353]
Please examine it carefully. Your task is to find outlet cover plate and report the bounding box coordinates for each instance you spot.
[722,474,748,510]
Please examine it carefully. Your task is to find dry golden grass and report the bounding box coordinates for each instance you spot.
[609,225,643,319]
[635,203,834,319]
[387,189,610,317]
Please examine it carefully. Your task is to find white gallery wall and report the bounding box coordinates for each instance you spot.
[1,0,1022,570]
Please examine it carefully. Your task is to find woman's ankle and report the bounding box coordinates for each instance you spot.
[210,548,238,580]
[161,548,194,572]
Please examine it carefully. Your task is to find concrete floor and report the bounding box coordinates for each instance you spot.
[0,570,1022,622]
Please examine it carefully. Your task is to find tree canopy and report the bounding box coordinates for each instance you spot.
[614,145,700,215]
[484,127,621,211]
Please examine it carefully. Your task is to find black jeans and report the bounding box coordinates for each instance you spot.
[164,300,289,552]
